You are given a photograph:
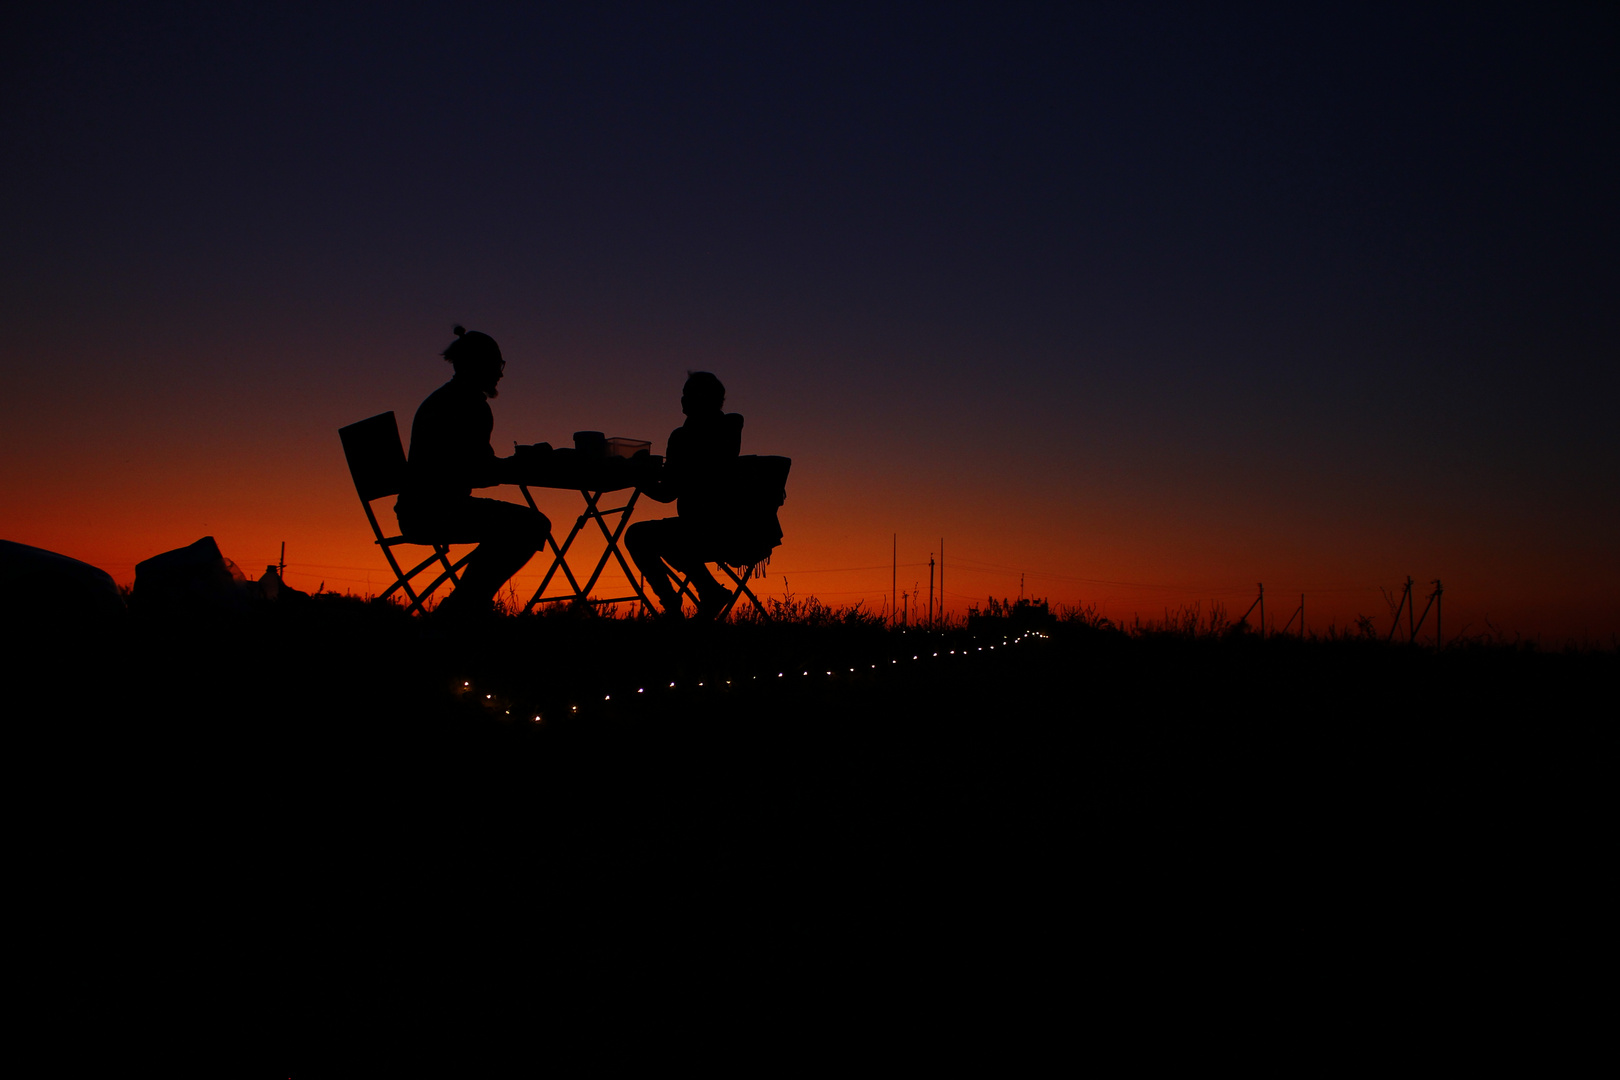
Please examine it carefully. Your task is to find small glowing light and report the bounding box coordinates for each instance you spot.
[571,706,578,712]
[669,682,676,687]
[486,694,493,699]
[604,695,611,700]
[638,688,644,693]
[463,681,470,688]
[532,715,541,723]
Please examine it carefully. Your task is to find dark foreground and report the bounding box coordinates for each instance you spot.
[10,598,1611,1069]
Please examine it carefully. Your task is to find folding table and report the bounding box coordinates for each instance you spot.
[513,448,660,615]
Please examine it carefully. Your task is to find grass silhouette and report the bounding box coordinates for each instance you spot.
[8,592,1610,1063]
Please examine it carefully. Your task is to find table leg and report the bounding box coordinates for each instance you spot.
[578,488,658,615]
[522,485,591,610]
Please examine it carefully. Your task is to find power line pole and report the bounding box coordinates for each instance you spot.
[1399,573,1412,641]
[939,537,945,627]
[1412,579,1443,648]
[1281,593,1306,637]
[894,534,907,628]
[1387,577,1413,642]
[1238,583,1265,636]
[928,554,935,628]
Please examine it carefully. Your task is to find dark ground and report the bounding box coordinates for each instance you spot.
[8,597,1611,1070]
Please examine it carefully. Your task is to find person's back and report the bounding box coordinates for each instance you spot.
[399,378,500,511]
[666,409,744,535]
[627,372,743,619]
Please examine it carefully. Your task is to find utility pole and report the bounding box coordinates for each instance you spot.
[278,541,286,581]
[1412,579,1444,648]
[1387,577,1413,642]
[892,534,897,629]
[1281,593,1306,638]
[928,555,935,628]
[939,538,945,627]
[1399,573,1412,641]
[1239,583,1265,634]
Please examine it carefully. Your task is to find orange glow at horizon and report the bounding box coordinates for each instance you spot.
[4,347,1615,646]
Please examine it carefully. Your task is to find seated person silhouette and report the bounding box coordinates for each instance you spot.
[627,372,744,619]
[394,326,550,618]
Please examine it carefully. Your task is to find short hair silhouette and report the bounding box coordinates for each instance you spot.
[683,371,725,409]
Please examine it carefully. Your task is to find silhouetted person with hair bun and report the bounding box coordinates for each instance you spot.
[627,371,743,619]
[395,326,550,617]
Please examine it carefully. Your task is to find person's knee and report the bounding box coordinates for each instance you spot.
[626,520,658,557]
[526,510,551,550]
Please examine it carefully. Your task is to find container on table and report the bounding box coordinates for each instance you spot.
[605,437,652,459]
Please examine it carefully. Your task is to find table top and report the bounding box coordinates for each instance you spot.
[512,445,662,492]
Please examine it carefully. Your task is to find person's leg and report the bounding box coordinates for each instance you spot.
[444,498,550,612]
[660,521,730,616]
[627,518,685,613]
[668,551,726,607]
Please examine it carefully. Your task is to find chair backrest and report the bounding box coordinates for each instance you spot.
[717,455,791,565]
[339,412,409,503]
[731,455,790,508]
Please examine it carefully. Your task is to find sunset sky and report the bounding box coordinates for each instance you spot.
[3,4,1616,641]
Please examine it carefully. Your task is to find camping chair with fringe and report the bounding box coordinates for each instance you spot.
[672,455,790,620]
[339,411,471,615]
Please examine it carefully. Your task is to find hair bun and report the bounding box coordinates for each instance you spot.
[452,325,466,337]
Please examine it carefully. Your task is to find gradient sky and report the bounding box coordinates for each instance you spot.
[3,3,1616,641]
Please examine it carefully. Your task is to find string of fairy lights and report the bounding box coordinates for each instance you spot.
[452,627,1053,725]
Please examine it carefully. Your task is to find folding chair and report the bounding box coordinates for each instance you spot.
[338,412,472,615]
[672,455,791,620]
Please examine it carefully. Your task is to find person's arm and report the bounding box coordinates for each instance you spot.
[486,447,525,486]
[467,397,508,488]
[642,427,684,503]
